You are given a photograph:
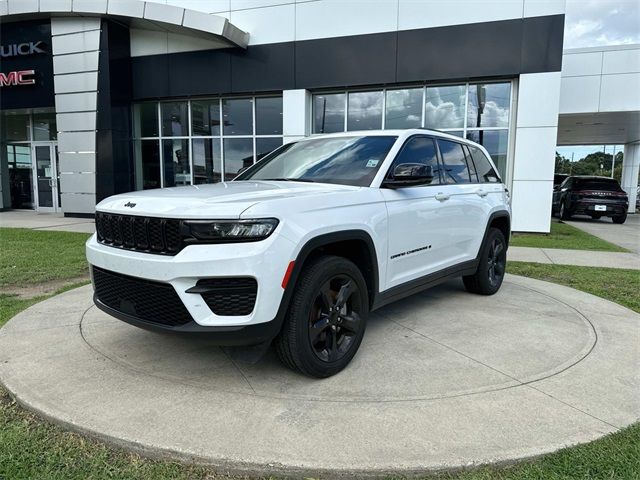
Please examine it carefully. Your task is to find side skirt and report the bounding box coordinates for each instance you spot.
[371,259,478,311]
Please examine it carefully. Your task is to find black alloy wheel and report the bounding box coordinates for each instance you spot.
[463,227,507,295]
[275,255,369,378]
[486,236,506,288]
[308,276,363,363]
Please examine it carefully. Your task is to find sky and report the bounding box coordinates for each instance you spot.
[564,0,640,49]
[560,1,638,159]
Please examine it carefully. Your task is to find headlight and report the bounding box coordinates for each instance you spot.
[184,218,279,243]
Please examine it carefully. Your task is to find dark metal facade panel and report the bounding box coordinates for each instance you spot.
[168,49,232,97]
[521,14,565,74]
[128,14,564,100]
[0,19,54,109]
[230,42,295,93]
[294,32,398,89]
[396,19,524,83]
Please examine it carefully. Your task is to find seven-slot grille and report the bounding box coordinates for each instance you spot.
[92,266,193,326]
[95,212,182,255]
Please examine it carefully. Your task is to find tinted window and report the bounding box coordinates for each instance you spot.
[238,136,397,187]
[468,145,500,183]
[388,136,441,185]
[222,98,253,135]
[438,139,470,184]
[347,91,383,131]
[573,178,623,192]
[385,88,423,129]
[255,97,283,135]
[161,102,188,137]
[313,93,345,133]
[463,145,479,182]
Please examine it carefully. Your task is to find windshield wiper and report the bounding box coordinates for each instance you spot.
[261,178,316,183]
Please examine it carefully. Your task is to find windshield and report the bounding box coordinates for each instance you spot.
[235,136,397,187]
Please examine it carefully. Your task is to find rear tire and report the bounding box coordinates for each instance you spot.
[275,255,369,378]
[612,213,627,224]
[463,228,507,296]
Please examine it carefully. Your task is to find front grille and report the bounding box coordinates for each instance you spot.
[197,278,258,316]
[95,212,182,255]
[93,266,193,326]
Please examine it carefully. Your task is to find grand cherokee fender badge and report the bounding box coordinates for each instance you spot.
[124,202,136,208]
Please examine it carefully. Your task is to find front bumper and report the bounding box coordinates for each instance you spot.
[94,295,282,345]
[86,233,296,336]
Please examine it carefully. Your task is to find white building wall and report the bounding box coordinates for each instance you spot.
[144,0,565,46]
[511,72,562,232]
[560,45,640,115]
[621,142,640,213]
[51,16,100,215]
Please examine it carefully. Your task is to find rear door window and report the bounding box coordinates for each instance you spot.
[463,145,479,182]
[438,139,471,184]
[468,145,500,183]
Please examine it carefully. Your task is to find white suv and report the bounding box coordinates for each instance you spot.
[87,129,510,377]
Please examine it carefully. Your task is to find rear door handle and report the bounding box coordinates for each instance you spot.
[435,192,450,201]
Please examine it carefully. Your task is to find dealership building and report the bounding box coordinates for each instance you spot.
[0,0,638,232]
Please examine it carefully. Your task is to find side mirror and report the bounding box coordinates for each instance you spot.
[383,163,434,188]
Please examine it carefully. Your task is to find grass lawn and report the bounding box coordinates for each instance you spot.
[507,262,640,313]
[0,229,639,479]
[0,228,91,287]
[510,221,627,252]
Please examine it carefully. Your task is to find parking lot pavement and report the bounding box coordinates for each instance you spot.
[0,211,95,234]
[566,215,640,254]
[1,276,638,477]
[508,246,640,270]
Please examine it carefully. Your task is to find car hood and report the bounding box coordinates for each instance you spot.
[95,181,360,219]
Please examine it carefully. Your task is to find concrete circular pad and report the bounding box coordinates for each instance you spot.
[1,275,638,477]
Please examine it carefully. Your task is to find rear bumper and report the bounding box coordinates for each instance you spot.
[94,295,281,345]
[571,200,628,216]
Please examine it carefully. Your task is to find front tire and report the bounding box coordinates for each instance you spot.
[559,201,571,220]
[463,228,507,296]
[612,213,627,224]
[275,255,369,378]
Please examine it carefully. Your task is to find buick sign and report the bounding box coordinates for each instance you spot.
[0,41,47,58]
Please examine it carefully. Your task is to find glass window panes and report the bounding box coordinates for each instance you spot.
[463,145,479,182]
[425,85,466,129]
[162,139,191,187]
[134,140,161,190]
[1,114,30,141]
[313,93,345,133]
[32,113,57,141]
[467,83,511,128]
[133,103,158,137]
[466,130,507,180]
[256,137,283,161]
[347,91,383,131]
[390,137,441,184]
[161,102,188,137]
[192,138,222,184]
[224,138,253,180]
[222,98,253,135]
[385,88,422,129]
[191,99,220,136]
[256,97,283,135]
[438,139,471,184]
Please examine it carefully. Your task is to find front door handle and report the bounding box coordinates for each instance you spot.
[476,189,488,197]
[435,192,450,201]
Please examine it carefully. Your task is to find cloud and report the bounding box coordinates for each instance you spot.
[565,0,640,48]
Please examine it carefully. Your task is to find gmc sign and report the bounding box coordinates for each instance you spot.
[0,70,36,87]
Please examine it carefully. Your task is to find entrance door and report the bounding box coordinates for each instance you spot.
[32,143,60,212]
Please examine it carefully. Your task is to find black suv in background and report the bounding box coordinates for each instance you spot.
[552,176,629,224]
